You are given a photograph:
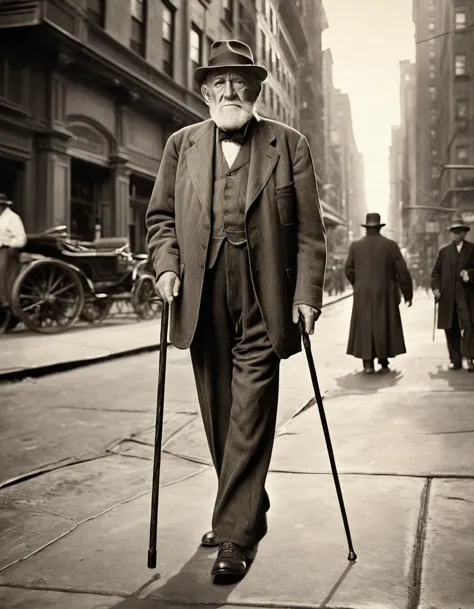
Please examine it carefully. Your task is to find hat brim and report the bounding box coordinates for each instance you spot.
[449,225,470,232]
[194,64,268,86]
[361,223,385,228]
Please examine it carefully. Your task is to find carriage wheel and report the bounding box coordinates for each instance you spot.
[80,298,113,324]
[131,275,162,320]
[11,261,85,334]
[0,307,11,335]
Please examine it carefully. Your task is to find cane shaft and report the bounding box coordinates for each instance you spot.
[432,301,437,342]
[148,301,169,569]
[301,330,357,561]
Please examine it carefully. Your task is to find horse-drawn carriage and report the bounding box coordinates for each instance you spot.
[0,226,160,334]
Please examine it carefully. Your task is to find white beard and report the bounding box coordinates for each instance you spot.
[209,103,254,131]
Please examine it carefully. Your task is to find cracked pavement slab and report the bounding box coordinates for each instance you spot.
[0,467,423,609]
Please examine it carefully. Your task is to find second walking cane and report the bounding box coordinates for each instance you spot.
[148,301,170,569]
[299,320,357,562]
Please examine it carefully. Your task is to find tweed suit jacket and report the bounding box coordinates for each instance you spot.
[145,115,327,359]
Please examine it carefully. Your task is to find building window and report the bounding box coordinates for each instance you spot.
[429,86,436,101]
[260,29,267,62]
[455,9,467,29]
[222,0,233,26]
[429,64,436,79]
[456,145,469,162]
[456,99,468,118]
[428,19,435,31]
[162,2,175,77]
[86,0,105,27]
[455,53,467,76]
[131,0,146,56]
[190,24,203,94]
[269,87,274,110]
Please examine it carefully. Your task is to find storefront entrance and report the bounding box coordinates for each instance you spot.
[0,157,24,217]
[129,174,154,253]
[70,158,109,241]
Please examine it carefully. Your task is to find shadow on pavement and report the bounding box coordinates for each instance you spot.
[428,365,474,390]
[109,546,357,609]
[334,368,403,394]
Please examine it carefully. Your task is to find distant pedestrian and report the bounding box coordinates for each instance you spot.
[431,217,474,372]
[0,193,26,309]
[344,212,413,374]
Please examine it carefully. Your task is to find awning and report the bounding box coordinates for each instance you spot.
[320,200,348,227]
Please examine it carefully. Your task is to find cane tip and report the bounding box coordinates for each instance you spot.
[148,550,157,569]
[348,551,357,562]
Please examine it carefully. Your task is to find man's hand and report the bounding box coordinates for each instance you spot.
[405,299,412,308]
[155,271,181,304]
[433,288,441,302]
[460,269,470,283]
[292,304,321,335]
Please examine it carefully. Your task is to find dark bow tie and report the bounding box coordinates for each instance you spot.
[218,125,247,145]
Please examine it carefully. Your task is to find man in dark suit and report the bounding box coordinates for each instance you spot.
[145,40,327,580]
[431,217,474,372]
[344,213,413,374]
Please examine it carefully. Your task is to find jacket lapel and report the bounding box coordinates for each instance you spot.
[185,120,215,213]
[246,118,280,213]
[459,240,472,269]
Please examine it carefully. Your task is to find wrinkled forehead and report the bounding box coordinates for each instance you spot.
[206,68,253,84]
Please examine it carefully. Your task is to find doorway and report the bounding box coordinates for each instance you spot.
[129,174,154,253]
[0,157,24,216]
[70,159,109,241]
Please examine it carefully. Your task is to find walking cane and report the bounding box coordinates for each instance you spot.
[432,300,438,342]
[299,319,357,562]
[147,300,170,569]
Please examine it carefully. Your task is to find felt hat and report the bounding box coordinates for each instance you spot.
[193,39,268,86]
[361,212,385,228]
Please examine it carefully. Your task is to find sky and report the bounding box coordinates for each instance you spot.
[322,0,415,221]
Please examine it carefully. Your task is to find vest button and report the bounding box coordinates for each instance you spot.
[228,172,233,177]
[204,223,209,230]
[224,211,229,216]
[201,243,206,249]
[225,195,230,200]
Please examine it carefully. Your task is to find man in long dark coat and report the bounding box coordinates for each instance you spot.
[431,217,474,372]
[145,40,326,580]
[344,213,413,374]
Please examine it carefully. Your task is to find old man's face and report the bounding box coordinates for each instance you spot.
[201,68,260,131]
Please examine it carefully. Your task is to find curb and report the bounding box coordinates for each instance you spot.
[0,292,352,384]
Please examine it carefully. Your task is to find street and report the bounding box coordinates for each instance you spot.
[0,292,473,609]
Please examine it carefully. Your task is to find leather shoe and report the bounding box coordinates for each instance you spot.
[448,362,462,371]
[467,359,474,372]
[211,541,247,578]
[201,513,267,547]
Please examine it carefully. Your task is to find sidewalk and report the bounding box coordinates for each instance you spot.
[0,292,473,609]
[0,290,352,381]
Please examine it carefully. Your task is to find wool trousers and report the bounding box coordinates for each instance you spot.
[190,240,280,548]
[445,303,474,361]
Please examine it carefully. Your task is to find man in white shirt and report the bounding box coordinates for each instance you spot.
[431,217,474,372]
[0,193,27,308]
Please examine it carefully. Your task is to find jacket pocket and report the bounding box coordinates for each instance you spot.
[275,182,296,225]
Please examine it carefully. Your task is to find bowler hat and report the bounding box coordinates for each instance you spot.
[0,193,12,206]
[361,212,385,228]
[448,217,470,232]
[193,39,268,86]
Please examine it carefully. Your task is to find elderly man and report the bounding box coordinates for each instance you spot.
[431,217,474,372]
[0,193,27,309]
[344,213,413,374]
[146,40,326,580]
